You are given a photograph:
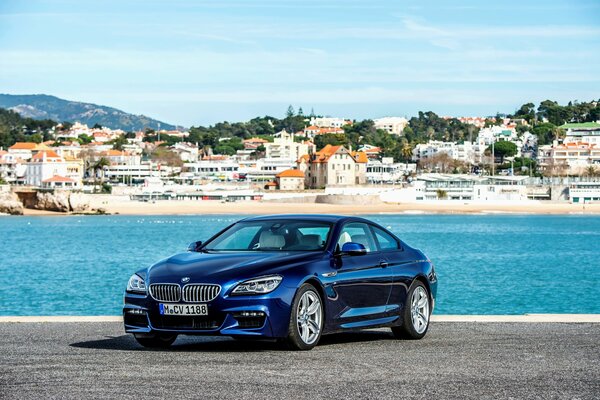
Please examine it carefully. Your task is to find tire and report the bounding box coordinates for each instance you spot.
[392,281,431,340]
[285,283,324,350]
[134,333,177,348]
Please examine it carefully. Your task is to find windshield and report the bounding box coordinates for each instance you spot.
[203,220,332,252]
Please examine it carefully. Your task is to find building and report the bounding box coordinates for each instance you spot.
[373,117,408,135]
[265,130,315,161]
[171,142,199,163]
[569,182,600,203]
[309,117,351,128]
[297,145,367,188]
[25,150,68,187]
[8,142,51,161]
[302,126,345,138]
[561,122,600,145]
[366,159,415,183]
[275,169,305,190]
[541,142,600,175]
[41,175,77,189]
[242,137,269,150]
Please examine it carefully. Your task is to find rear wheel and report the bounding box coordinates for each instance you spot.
[285,284,323,350]
[134,333,177,348]
[392,281,430,340]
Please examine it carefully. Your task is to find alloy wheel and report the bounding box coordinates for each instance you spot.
[410,286,430,334]
[296,290,322,345]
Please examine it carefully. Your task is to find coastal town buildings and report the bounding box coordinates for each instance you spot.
[265,130,316,161]
[561,122,600,145]
[373,117,408,135]
[309,117,351,128]
[297,145,367,188]
[275,169,305,190]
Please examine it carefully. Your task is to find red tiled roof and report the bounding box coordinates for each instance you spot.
[9,142,38,150]
[31,150,62,160]
[42,175,75,183]
[276,169,304,178]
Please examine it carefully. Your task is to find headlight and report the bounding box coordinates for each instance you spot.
[127,274,146,293]
[232,275,282,295]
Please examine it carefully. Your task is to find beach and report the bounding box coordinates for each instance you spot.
[18,195,600,216]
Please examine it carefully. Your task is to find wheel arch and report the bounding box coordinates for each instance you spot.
[300,276,327,328]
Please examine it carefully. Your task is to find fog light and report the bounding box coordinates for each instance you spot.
[127,309,146,315]
[234,311,265,318]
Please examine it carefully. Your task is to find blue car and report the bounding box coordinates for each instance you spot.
[123,215,437,350]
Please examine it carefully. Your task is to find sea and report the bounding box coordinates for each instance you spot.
[0,214,598,316]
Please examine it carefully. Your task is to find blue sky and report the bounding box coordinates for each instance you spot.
[0,0,599,126]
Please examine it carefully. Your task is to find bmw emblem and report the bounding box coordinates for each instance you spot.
[181,277,190,283]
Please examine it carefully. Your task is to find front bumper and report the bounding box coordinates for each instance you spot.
[123,290,293,338]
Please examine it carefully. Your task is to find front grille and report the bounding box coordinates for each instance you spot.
[150,284,181,302]
[150,314,224,330]
[182,284,221,303]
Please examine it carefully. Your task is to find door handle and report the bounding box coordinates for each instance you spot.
[379,261,389,268]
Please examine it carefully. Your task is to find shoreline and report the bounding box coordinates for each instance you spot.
[14,199,600,216]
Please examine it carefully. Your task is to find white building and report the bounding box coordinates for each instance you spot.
[366,159,416,183]
[265,130,315,161]
[373,117,408,135]
[561,122,600,145]
[25,150,68,187]
[309,117,350,128]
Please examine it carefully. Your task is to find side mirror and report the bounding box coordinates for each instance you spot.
[340,242,367,256]
[187,241,203,252]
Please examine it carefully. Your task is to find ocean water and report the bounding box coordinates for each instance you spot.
[0,214,598,316]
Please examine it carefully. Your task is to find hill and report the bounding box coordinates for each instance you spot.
[0,94,177,131]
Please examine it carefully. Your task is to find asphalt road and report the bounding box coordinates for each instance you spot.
[1,322,599,399]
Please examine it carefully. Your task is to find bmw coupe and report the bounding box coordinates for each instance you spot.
[123,215,437,350]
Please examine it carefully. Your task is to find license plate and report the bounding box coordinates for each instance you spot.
[159,303,208,316]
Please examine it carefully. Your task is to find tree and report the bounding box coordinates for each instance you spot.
[92,157,111,192]
[488,141,517,163]
[514,102,536,123]
[151,148,183,167]
[401,142,413,163]
[585,165,599,177]
[92,123,103,129]
[109,135,128,150]
[78,134,93,144]
[286,105,295,119]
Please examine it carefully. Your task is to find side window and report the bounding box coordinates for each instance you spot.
[337,222,377,253]
[372,227,399,251]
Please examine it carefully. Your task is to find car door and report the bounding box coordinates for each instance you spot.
[329,222,393,328]
[370,225,414,315]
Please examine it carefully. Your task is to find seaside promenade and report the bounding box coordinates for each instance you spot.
[1,316,599,399]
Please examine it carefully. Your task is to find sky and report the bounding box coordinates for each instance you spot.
[0,0,599,127]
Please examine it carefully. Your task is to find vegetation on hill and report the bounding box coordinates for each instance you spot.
[0,94,176,131]
[0,108,56,148]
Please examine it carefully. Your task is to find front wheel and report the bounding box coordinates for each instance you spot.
[285,283,324,350]
[134,333,177,348]
[392,281,431,340]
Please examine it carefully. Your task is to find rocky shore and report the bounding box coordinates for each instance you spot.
[1,189,106,215]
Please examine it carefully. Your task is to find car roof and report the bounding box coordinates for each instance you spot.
[241,214,363,224]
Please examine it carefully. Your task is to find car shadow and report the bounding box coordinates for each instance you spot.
[70,330,396,352]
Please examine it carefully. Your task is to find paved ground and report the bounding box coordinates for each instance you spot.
[1,322,599,399]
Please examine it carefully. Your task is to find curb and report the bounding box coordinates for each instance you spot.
[1,314,599,323]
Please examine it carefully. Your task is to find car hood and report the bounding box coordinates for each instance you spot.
[147,251,324,284]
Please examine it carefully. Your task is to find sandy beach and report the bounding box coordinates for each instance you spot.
[18,196,600,216]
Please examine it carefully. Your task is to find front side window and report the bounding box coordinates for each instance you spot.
[204,220,332,251]
[372,227,399,251]
[337,222,377,253]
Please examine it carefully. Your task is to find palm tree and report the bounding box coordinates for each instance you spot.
[585,165,598,177]
[92,157,110,193]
